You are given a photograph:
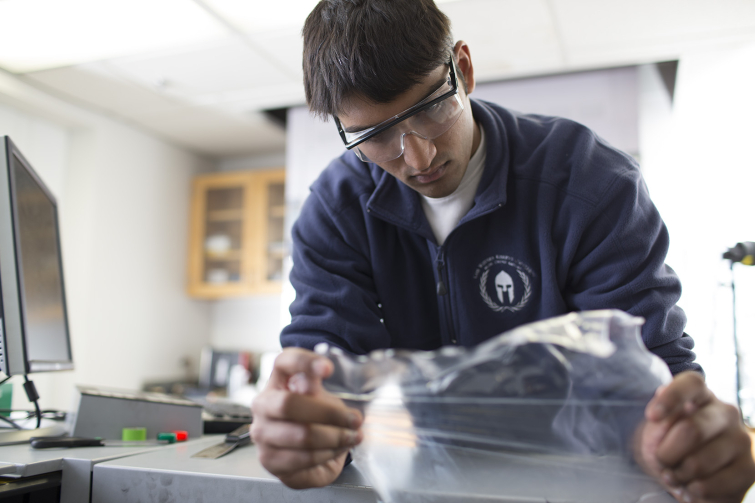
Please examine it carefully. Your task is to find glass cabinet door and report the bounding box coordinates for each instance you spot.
[202,187,244,285]
[188,169,286,298]
[265,181,285,282]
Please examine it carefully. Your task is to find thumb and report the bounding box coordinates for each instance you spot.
[288,369,331,395]
[268,348,334,390]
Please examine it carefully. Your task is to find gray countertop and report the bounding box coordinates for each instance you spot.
[91,435,379,503]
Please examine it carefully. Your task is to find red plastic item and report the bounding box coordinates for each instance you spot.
[172,430,188,442]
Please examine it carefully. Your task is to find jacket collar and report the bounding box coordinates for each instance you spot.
[365,99,510,237]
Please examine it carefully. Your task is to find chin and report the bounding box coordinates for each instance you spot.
[420,184,454,199]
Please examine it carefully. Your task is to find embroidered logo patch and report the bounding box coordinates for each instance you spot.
[473,255,536,313]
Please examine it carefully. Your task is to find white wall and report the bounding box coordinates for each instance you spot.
[640,41,755,414]
[0,70,214,412]
[475,66,639,155]
[282,106,349,330]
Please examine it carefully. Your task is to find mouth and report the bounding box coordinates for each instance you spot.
[412,162,447,184]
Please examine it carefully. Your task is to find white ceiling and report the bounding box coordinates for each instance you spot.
[1,0,754,158]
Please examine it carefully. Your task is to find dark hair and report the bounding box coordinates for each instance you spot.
[302,0,454,120]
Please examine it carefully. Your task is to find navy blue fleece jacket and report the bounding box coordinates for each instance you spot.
[281,99,700,376]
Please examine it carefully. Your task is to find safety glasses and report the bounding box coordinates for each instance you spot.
[334,57,464,163]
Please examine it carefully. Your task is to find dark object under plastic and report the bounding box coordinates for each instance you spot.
[317,310,675,503]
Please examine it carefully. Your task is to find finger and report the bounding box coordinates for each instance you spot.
[253,419,362,451]
[288,371,327,396]
[646,372,712,422]
[277,451,350,489]
[252,388,362,429]
[267,348,334,389]
[259,445,351,477]
[655,401,738,468]
[661,416,747,486]
[683,451,755,503]
[635,419,668,476]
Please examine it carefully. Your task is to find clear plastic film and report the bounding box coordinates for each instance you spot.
[316,310,677,503]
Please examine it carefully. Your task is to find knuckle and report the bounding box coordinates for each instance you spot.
[305,450,318,466]
[686,371,704,384]
[273,351,289,368]
[722,402,740,422]
[676,457,700,481]
[293,423,314,448]
[251,390,282,417]
[272,390,296,417]
[250,423,261,440]
[688,480,713,499]
[250,394,267,416]
[257,448,275,469]
[677,419,703,445]
[742,428,753,448]
[250,422,265,444]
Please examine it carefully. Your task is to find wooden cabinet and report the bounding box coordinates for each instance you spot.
[187,169,286,298]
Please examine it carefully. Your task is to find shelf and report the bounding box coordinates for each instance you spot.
[205,250,242,261]
[267,242,288,258]
[268,205,285,218]
[207,209,244,222]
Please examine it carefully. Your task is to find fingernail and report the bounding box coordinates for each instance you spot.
[661,470,676,487]
[336,446,351,457]
[288,372,308,394]
[348,412,361,429]
[347,430,362,445]
[682,490,692,503]
[312,359,331,376]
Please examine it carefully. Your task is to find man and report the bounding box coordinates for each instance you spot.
[251,0,755,500]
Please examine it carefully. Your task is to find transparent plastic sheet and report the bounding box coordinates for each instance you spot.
[316,310,677,503]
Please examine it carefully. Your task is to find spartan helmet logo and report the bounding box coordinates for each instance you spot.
[495,270,515,304]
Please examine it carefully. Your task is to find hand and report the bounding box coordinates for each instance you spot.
[250,347,364,489]
[635,371,755,502]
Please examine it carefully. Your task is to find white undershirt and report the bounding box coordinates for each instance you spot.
[421,125,486,246]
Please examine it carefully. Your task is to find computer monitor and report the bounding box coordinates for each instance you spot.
[0,136,73,378]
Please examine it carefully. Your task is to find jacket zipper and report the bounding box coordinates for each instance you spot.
[434,246,458,345]
[436,250,447,296]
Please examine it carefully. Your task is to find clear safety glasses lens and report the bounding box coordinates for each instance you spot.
[353,93,464,163]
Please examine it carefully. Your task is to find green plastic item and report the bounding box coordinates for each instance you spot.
[0,382,11,417]
[157,432,177,444]
[122,427,147,441]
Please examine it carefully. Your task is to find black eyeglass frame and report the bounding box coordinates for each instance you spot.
[333,57,460,151]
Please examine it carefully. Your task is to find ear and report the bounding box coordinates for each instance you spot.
[453,40,475,95]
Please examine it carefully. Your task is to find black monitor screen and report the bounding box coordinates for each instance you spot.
[11,154,70,367]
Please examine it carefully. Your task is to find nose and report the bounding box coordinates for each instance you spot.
[401,132,436,172]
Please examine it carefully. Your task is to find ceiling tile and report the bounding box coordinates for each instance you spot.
[24,65,186,119]
[103,38,294,105]
[551,0,755,65]
[0,0,229,73]
[201,0,319,34]
[247,28,305,86]
[441,0,565,81]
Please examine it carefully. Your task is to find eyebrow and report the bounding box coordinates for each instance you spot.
[343,74,448,133]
